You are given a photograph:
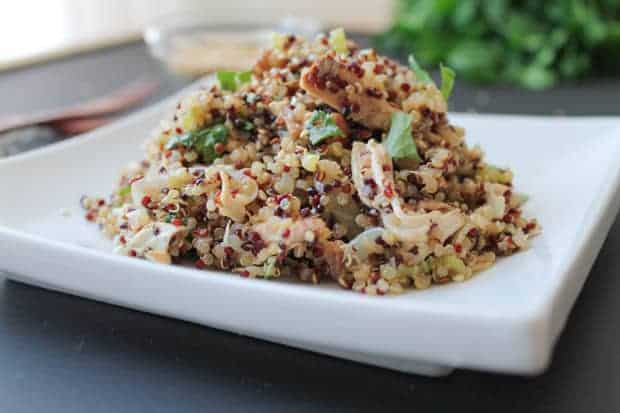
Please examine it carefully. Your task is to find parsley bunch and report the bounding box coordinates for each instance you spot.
[375,0,620,89]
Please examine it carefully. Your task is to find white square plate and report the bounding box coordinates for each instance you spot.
[1,92,619,377]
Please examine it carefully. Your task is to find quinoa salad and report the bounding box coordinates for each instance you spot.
[83,29,540,295]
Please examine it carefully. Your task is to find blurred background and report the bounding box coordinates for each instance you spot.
[0,0,619,156]
[0,0,390,71]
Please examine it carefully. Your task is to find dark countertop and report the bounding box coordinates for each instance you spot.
[1,42,619,412]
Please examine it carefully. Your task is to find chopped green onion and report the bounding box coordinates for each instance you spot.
[118,185,131,197]
[329,28,348,54]
[217,71,237,91]
[304,111,343,145]
[408,54,433,84]
[217,70,252,92]
[439,63,456,100]
[384,112,420,161]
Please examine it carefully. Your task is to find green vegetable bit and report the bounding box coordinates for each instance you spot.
[375,0,620,89]
[118,185,131,197]
[195,125,228,164]
[329,27,348,54]
[236,70,252,84]
[305,111,343,145]
[408,54,433,84]
[409,55,456,100]
[217,70,252,92]
[165,124,229,164]
[439,63,456,99]
[384,111,420,161]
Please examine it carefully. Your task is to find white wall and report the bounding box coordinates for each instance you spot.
[0,0,393,70]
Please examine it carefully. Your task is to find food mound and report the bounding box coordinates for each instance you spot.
[83,30,539,295]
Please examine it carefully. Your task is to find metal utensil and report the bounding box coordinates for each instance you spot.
[0,79,158,134]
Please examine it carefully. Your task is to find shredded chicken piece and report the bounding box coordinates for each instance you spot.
[131,170,167,206]
[186,164,258,223]
[350,140,464,244]
[218,169,258,222]
[253,216,344,277]
[126,208,152,231]
[351,140,395,209]
[117,222,187,264]
[476,183,509,220]
[345,227,385,264]
[300,55,397,130]
[253,216,330,247]
[417,200,454,211]
[322,241,345,279]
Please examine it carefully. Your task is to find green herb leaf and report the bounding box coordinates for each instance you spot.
[164,132,194,151]
[196,124,229,164]
[118,185,132,197]
[237,71,252,83]
[329,28,348,54]
[217,71,238,91]
[305,111,343,145]
[439,63,456,99]
[217,70,252,92]
[384,112,420,161]
[408,54,433,84]
[165,124,229,165]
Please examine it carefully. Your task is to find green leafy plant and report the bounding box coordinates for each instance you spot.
[375,0,620,89]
